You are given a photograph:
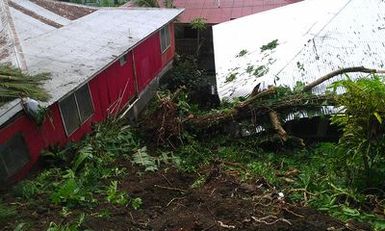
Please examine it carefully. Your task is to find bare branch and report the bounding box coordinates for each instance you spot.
[303,66,385,91]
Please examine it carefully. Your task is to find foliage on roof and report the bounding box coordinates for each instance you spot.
[0,65,50,106]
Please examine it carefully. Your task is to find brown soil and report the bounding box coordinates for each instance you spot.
[29,0,96,20]
[1,162,371,231]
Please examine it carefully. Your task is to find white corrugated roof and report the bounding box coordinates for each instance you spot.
[213,0,385,101]
[0,0,182,126]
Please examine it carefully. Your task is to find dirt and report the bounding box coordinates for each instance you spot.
[1,161,372,231]
[29,0,96,20]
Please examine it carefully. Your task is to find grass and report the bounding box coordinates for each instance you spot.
[0,201,16,225]
[1,118,384,230]
[169,136,385,230]
[1,119,144,229]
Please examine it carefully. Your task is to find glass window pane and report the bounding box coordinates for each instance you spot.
[160,28,166,51]
[0,133,30,180]
[160,26,170,52]
[75,84,93,123]
[165,26,171,47]
[60,94,80,135]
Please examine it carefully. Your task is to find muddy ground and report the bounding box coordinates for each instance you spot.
[1,161,371,231]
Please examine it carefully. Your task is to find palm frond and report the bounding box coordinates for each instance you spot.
[0,65,51,106]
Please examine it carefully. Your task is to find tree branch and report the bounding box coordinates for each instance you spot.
[303,66,385,92]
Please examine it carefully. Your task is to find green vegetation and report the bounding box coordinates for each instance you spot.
[151,73,385,229]
[252,65,269,77]
[236,49,248,57]
[331,75,385,186]
[46,213,86,231]
[0,201,16,224]
[225,72,237,83]
[160,56,207,92]
[190,17,207,31]
[132,0,159,7]
[1,120,145,229]
[0,65,50,106]
[163,0,174,8]
[1,66,385,230]
[190,17,208,56]
[260,39,279,52]
[165,136,385,230]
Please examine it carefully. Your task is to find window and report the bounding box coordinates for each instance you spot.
[59,84,94,135]
[119,54,127,66]
[0,133,30,181]
[160,25,171,53]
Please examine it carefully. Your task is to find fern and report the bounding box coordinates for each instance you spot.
[330,74,385,185]
[106,181,128,206]
[131,147,158,172]
[72,144,94,172]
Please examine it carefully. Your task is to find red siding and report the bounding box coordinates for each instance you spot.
[0,23,176,181]
[134,32,163,92]
[89,53,136,120]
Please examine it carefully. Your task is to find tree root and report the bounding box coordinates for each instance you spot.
[251,215,292,226]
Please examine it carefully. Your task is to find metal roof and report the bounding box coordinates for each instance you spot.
[213,0,385,101]
[23,8,183,106]
[0,0,182,126]
[159,0,301,24]
[0,0,94,68]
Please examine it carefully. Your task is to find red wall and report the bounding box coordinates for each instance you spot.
[0,24,176,181]
[135,23,175,92]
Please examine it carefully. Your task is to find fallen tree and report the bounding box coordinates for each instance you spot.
[141,66,385,147]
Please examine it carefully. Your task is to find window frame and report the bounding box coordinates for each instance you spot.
[0,133,30,180]
[59,83,94,136]
[160,24,171,53]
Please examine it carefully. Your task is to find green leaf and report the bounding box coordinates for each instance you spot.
[72,145,93,172]
[132,147,158,172]
[374,112,382,124]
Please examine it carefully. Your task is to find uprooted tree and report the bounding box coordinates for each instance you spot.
[141,66,385,149]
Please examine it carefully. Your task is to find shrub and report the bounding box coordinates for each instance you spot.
[331,75,385,186]
[161,56,207,92]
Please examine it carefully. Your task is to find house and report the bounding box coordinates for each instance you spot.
[213,0,385,101]
[157,0,302,72]
[0,0,183,182]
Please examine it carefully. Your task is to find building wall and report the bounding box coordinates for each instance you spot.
[0,24,176,182]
